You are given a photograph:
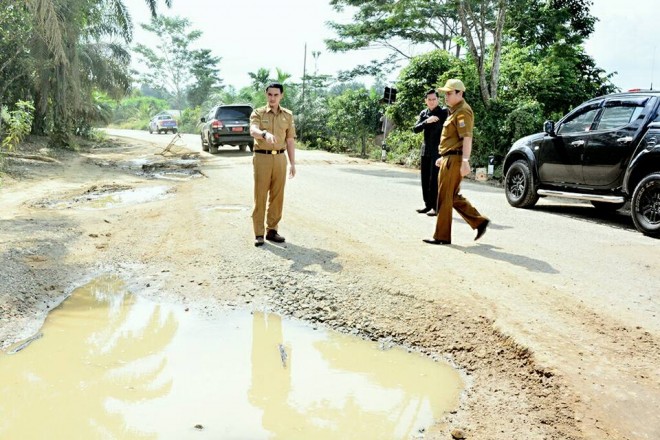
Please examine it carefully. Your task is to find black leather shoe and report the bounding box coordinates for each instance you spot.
[422,238,451,245]
[266,230,286,243]
[475,219,490,241]
[416,207,432,214]
[254,236,265,247]
[426,209,437,217]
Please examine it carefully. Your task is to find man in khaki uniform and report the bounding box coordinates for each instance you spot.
[423,79,489,245]
[249,82,297,247]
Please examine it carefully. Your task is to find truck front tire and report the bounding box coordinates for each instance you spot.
[505,160,539,208]
[631,172,660,238]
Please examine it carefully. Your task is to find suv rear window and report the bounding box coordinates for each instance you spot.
[216,106,252,120]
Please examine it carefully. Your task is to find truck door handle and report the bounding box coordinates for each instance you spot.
[646,137,657,147]
[616,136,633,143]
[570,140,585,147]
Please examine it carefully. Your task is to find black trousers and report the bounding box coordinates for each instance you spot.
[421,155,440,210]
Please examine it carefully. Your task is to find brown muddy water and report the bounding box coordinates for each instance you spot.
[0,276,463,439]
[37,185,171,210]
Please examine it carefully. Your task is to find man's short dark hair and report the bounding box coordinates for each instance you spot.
[266,82,284,93]
[426,89,438,98]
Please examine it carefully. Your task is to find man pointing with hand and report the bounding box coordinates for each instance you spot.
[249,82,297,247]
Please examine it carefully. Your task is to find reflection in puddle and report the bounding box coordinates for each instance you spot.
[0,276,463,439]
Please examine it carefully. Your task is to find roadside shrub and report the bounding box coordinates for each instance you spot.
[1,100,34,150]
[383,128,422,167]
[177,106,203,134]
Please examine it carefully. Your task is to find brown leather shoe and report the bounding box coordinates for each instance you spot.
[475,219,490,241]
[254,236,265,247]
[422,238,451,245]
[266,230,285,243]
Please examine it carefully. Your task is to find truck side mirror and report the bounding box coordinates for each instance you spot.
[543,120,556,136]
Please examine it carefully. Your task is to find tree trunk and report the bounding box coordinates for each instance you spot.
[457,0,508,105]
[488,0,507,101]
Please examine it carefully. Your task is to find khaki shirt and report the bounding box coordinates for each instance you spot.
[250,105,296,150]
[439,99,474,155]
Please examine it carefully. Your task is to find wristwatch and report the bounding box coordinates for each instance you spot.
[262,130,268,139]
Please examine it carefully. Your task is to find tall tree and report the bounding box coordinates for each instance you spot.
[248,68,271,92]
[143,0,172,17]
[186,49,223,108]
[0,3,32,113]
[454,0,508,103]
[327,0,462,58]
[327,88,382,156]
[133,15,203,111]
[27,0,133,145]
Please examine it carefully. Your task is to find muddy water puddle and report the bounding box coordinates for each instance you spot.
[0,276,463,439]
[201,204,250,213]
[36,185,171,210]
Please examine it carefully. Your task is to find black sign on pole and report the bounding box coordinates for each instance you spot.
[380,87,397,104]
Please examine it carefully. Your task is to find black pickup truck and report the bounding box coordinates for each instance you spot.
[503,90,660,237]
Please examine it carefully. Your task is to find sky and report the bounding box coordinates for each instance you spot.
[124,0,660,92]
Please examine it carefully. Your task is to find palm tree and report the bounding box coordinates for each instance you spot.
[22,0,174,145]
[26,0,136,144]
[248,68,270,92]
[144,0,172,17]
[274,67,292,84]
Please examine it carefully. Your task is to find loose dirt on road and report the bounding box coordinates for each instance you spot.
[0,135,657,439]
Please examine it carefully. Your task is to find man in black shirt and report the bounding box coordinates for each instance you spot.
[413,89,448,216]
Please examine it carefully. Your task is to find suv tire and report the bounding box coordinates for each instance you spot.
[631,172,660,237]
[201,134,209,152]
[239,144,247,152]
[505,160,539,208]
[208,135,219,154]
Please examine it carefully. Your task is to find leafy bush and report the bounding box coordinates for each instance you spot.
[1,100,34,150]
[383,128,423,167]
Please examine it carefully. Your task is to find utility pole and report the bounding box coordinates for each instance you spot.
[300,43,308,142]
[380,86,397,161]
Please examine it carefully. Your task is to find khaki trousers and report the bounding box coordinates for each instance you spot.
[433,155,487,242]
[252,153,287,237]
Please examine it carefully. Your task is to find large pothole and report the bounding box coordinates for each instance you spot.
[0,275,463,439]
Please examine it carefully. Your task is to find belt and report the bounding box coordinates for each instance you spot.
[440,149,463,157]
[254,149,285,155]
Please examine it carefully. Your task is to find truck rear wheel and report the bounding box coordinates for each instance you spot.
[201,134,209,152]
[631,172,660,238]
[505,160,539,208]
[208,135,219,154]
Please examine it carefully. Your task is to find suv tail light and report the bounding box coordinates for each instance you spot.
[211,120,224,129]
